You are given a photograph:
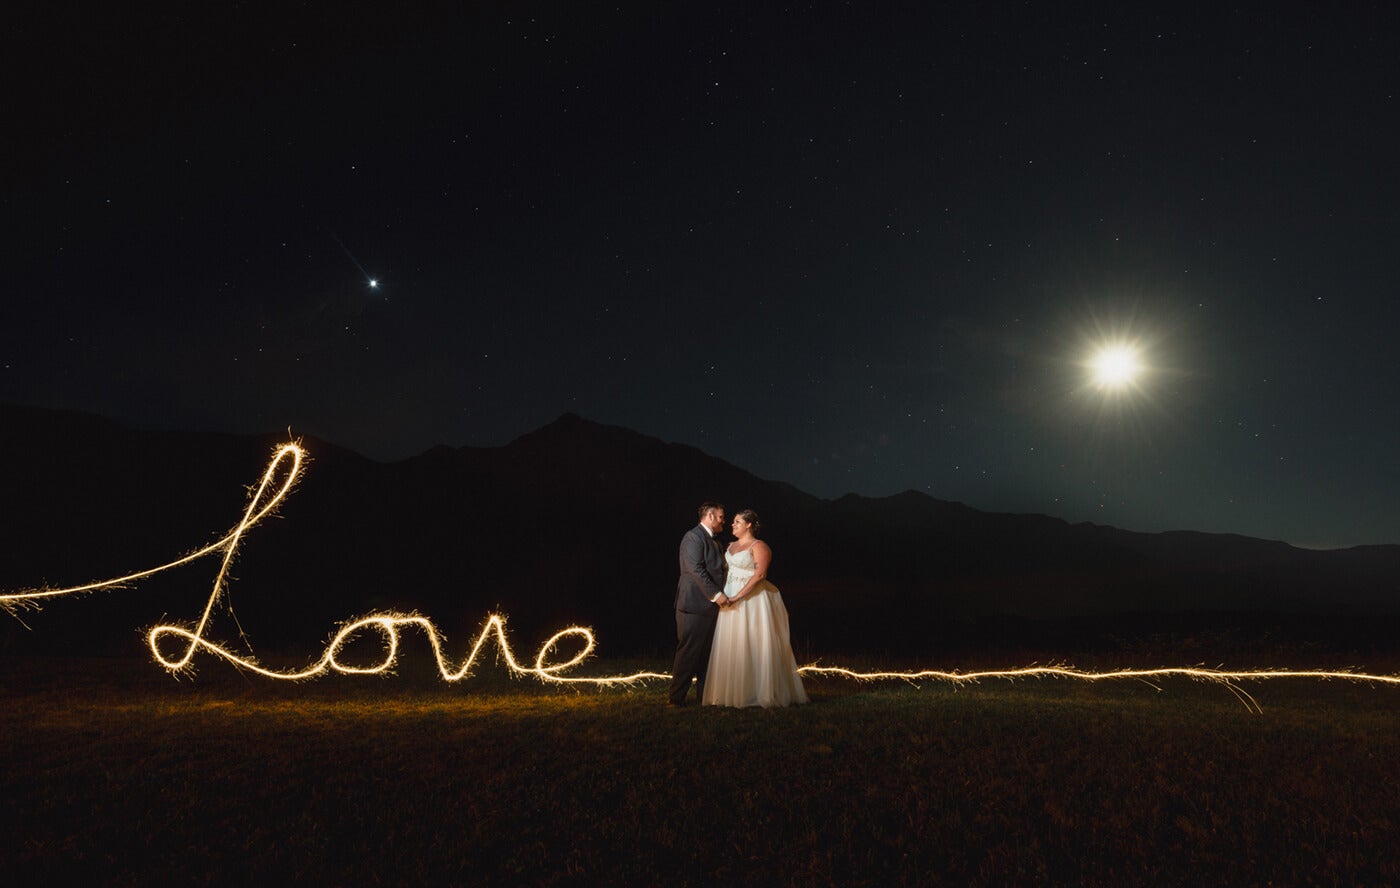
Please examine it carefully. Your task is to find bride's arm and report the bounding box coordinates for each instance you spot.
[727,541,772,603]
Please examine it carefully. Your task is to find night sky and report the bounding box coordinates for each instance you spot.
[7,3,1399,548]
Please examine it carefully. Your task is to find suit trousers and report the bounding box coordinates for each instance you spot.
[669,609,718,704]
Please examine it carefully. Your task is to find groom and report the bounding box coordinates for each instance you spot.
[668,502,728,706]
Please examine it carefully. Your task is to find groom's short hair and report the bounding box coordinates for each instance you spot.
[698,502,724,521]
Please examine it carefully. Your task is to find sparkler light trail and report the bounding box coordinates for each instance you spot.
[0,442,664,686]
[796,664,1400,714]
[4,442,1399,709]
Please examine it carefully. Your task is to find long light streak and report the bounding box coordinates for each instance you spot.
[796,664,1400,714]
[149,612,669,685]
[1,443,302,608]
[4,442,1399,709]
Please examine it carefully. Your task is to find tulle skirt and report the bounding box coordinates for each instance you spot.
[702,583,808,708]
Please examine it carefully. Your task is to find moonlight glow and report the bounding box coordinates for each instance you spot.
[4,442,1399,710]
[1089,344,1142,389]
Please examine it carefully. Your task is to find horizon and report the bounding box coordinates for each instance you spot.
[4,398,1386,552]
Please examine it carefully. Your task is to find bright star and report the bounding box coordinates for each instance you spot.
[368,278,379,289]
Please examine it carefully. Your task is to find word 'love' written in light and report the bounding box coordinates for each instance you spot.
[0,443,663,685]
[3,442,1399,711]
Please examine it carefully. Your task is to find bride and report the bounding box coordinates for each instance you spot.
[702,510,808,708]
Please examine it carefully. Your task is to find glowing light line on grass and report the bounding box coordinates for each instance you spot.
[4,441,1399,708]
[796,664,1400,714]
[149,612,669,685]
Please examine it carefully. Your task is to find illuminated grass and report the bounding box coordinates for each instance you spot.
[6,656,1400,885]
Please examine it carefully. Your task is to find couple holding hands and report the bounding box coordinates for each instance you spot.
[668,503,808,708]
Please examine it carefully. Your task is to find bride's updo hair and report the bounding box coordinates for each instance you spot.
[737,509,761,535]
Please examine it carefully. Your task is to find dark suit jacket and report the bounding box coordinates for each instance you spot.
[675,524,727,615]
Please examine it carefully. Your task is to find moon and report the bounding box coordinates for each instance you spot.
[1089,344,1142,389]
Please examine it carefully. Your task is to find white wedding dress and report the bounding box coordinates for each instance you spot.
[702,546,808,708]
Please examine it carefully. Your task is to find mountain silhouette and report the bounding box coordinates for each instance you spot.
[3,404,1398,660]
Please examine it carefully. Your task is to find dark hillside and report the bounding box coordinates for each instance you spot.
[4,405,1398,660]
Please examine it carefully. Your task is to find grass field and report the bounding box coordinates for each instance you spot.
[5,653,1399,885]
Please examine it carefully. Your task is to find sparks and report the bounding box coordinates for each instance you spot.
[4,443,1399,710]
[0,442,662,686]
